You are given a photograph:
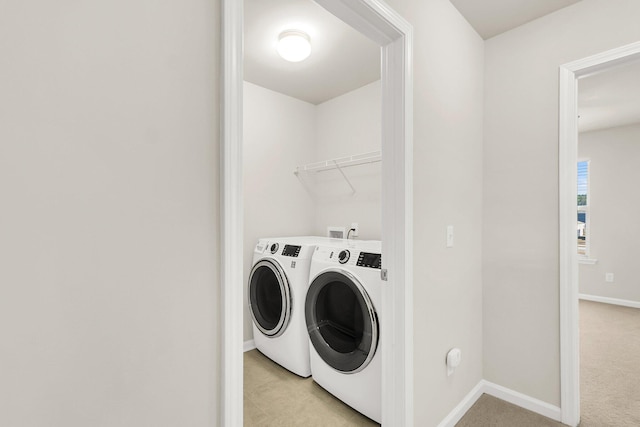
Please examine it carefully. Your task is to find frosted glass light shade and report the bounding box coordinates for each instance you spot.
[277,31,311,62]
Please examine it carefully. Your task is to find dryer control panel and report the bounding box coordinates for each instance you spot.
[321,247,382,269]
[356,252,382,269]
[282,245,301,257]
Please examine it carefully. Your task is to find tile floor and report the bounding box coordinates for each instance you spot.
[244,349,380,426]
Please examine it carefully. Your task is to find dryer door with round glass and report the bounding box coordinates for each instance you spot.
[305,269,378,373]
[248,259,291,337]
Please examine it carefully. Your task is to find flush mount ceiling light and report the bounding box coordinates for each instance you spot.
[277,30,311,62]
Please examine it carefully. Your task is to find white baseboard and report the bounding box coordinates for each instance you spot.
[437,380,562,426]
[579,293,640,309]
[436,381,485,427]
[243,339,256,352]
[482,380,562,422]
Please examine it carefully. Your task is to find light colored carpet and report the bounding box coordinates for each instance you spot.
[245,301,640,426]
[457,300,640,426]
[579,300,640,426]
[456,394,565,427]
[243,349,379,426]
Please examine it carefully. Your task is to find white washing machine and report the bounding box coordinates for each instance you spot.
[305,240,383,423]
[248,236,346,377]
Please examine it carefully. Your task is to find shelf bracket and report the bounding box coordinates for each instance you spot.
[333,159,356,194]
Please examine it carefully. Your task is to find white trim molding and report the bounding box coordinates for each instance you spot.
[220,0,244,426]
[559,62,581,427]
[579,294,640,309]
[436,382,484,427]
[436,380,562,427]
[243,339,256,353]
[559,40,640,427]
[222,0,413,426]
[482,381,562,422]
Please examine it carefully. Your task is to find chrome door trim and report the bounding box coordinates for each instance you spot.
[306,268,378,374]
[248,258,292,337]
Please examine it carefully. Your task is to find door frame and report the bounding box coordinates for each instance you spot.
[558,40,640,427]
[221,0,414,425]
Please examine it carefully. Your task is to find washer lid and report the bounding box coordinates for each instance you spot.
[305,269,378,373]
[248,259,292,337]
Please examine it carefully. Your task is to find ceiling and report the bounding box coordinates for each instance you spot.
[244,1,586,104]
[578,60,640,133]
[449,0,581,40]
[244,0,380,105]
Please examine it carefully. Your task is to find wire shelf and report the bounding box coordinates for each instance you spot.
[293,150,381,195]
[293,150,381,175]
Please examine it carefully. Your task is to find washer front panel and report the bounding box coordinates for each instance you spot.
[305,269,378,373]
[248,258,291,337]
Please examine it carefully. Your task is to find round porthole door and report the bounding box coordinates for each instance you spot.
[305,269,378,373]
[248,259,292,337]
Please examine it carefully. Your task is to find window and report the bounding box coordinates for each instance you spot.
[577,160,589,257]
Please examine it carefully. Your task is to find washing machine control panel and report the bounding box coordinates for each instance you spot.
[282,245,301,257]
[356,252,382,269]
[338,250,350,264]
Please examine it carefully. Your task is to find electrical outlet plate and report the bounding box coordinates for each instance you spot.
[327,226,346,239]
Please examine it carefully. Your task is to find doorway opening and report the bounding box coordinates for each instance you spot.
[221,0,414,425]
[559,40,640,427]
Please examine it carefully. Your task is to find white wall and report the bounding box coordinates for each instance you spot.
[0,1,220,426]
[242,82,317,341]
[484,0,640,407]
[385,1,485,425]
[314,81,382,240]
[579,123,640,302]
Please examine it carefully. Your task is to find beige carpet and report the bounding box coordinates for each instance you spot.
[579,300,640,426]
[456,394,565,427]
[245,301,639,426]
[244,349,379,426]
[457,300,640,426]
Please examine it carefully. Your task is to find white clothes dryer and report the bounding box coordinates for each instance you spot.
[248,236,345,377]
[305,240,383,423]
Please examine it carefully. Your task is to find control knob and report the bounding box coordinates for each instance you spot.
[338,250,350,264]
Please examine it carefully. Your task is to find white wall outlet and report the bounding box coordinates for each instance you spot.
[605,273,614,283]
[446,347,461,376]
[446,225,454,248]
[350,222,359,238]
